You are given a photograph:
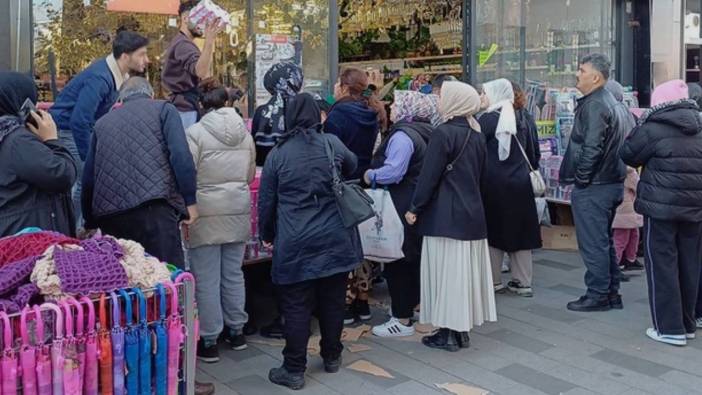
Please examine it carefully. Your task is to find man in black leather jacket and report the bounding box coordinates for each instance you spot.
[559,54,629,313]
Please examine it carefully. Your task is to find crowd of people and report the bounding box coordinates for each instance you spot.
[1,6,702,391]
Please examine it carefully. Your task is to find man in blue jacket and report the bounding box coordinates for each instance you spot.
[49,30,150,227]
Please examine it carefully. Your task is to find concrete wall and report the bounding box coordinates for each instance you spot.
[0,0,33,73]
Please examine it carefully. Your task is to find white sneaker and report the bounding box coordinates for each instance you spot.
[696,317,702,329]
[494,283,507,293]
[646,328,687,347]
[372,317,415,338]
[686,333,696,340]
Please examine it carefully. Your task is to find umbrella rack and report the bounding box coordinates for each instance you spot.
[0,277,198,395]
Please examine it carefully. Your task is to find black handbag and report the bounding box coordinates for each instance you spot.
[323,136,375,228]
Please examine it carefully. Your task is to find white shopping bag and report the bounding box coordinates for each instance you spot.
[357,188,405,263]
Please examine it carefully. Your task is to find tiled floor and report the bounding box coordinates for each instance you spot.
[197,250,702,394]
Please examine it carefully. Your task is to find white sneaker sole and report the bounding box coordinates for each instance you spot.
[372,327,415,338]
[686,333,696,340]
[646,328,687,346]
[508,286,534,297]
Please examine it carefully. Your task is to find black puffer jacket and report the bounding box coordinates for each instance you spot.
[620,99,702,222]
[559,87,629,186]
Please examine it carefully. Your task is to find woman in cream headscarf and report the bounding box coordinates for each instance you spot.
[405,81,497,352]
[479,79,542,297]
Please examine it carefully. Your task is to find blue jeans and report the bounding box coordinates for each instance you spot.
[187,242,248,343]
[58,130,84,228]
[571,183,624,298]
[179,111,198,130]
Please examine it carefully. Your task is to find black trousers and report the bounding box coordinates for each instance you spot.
[277,272,347,373]
[644,217,702,335]
[96,200,185,268]
[384,256,421,319]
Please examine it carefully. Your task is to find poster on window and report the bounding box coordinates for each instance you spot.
[106,0,179,15]
[255,34,303,106]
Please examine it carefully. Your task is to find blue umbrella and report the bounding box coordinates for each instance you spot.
[152,284,168,395]
[132,288,152,395]
[118,289,139,395]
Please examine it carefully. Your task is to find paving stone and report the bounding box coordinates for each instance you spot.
[495,364,578,395]
[524,303,585,324]
[547,284,586,297]
[659,370,702,392]
[482,328,555,353]
[534,258,580,271]
[226,375,292,395]
[589,349,673,378]
[387,380,446,395]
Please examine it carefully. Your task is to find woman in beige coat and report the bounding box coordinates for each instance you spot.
[185,79,256,362]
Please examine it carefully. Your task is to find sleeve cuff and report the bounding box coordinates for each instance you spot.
[183,194,197,206]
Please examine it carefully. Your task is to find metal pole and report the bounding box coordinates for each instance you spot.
[15,0,22,70]
[462,0,469,82]
[519,0,527,86]
[183,280,196,395]
[329,0,339,97]
[247,0,255,117]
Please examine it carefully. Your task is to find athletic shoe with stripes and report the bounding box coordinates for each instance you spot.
[372,317,415,338]
[646,328,687,347]
[696,317,702,329]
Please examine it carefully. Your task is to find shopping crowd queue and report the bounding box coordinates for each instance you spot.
[1,15,702,393]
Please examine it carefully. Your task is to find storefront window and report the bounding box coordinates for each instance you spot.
[475,0,523,84]
[338,0,464,99]
[252,0,330,104]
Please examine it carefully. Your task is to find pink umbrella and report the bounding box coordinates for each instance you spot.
[164,282,184,395]
[59,300,81,395]
[41,303,64,395]
[0,311,18,395]
[80,296,98,395]
[20,306,41,395]
[67,297,87,391]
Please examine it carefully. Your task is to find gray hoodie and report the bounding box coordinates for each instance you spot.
[186,107,256,248]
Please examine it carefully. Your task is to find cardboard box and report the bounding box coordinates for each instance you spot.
[541,225,578,251]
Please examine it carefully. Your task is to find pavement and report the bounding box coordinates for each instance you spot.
[196,249,702,395]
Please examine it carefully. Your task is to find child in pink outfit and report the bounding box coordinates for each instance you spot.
[612,166,644,271]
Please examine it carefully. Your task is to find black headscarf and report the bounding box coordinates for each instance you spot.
[0,72,37,142]
[0,71,37,117]
[284,93,321,132]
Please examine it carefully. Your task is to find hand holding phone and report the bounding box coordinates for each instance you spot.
[19,98,38,129]
[27,110,58,142]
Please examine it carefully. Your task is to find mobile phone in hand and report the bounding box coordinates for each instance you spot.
[19,98,39,129]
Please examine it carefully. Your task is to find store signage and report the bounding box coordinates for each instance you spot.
[478,44,499,67]
[106,0,179,15]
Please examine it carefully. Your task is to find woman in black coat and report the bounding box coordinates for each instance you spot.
[258,93,362,390]
[406,81,497,352]
[0,72,77,237]
[479,79,542,297]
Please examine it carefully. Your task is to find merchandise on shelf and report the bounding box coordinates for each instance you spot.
[245,168,273,261]
[539,155,573,202]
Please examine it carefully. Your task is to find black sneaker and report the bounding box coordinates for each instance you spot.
[567,296,611,312]
[260,317,285,339]
[343,304,356,325]
[609,293,623,310]
[622,259,644,272]
[356,300,372,321]
[323,356,342,373]
[269,366,305,390]
[197,339,220,363]
[507,280,533,297]
[226,332,248,351]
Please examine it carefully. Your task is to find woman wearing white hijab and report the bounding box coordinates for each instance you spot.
[479,79,542,297]
[405,81,497,352]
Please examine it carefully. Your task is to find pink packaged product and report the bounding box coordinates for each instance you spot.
[188,0,230,33]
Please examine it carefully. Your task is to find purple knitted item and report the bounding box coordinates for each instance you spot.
[12,283,40,307]
[0,299,19,314]
[0,256,38,295]
[53,237,128,294]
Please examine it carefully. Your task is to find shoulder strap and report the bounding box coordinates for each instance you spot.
[445,130,472,173]
[513,135,536,172]
[323,134,341,184]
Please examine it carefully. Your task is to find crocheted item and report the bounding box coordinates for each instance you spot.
[32,236,170,298]
[0,231,79,267]
[0,256,37,295]
[53,237,128,294]
[12,283,39,307]
[0,299,19,313]
[116,239,171,290]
